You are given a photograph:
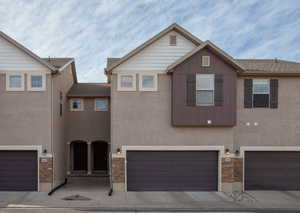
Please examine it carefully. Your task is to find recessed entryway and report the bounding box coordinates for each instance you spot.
[92,141,108,172]
[72,141,88,172]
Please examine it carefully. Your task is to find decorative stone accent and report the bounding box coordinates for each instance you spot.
[39,157,53,183]
[112,157,125,183]
[222,157,243,183]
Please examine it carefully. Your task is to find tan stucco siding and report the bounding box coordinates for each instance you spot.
[66,98,110,143]
[0,73,51,150]
[111,74,300,153]
[235,77,300,148]
[111,74,234,152]
[51,65,74,187]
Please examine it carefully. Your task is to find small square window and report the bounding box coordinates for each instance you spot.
[70,99,84,111]
[10,75,22,88]
[118,74,136,91]
[28,73,46,91]
[202,56,210,67]
[95,99,109,111]
[6,73,24,91]
[139,74,157,91]
[169,35,177,46]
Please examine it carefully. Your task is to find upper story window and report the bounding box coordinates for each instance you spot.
[244,79,278,108]
[169,35,177,46]
[202,56,210,67]
[117,73,136,91]
[95,99,109,111]
[27,73,46,91]
[139,73,158,91]
[70,99,84,111]
[253,79,270,108]
[196,74,214,106]
[6,73,25,91]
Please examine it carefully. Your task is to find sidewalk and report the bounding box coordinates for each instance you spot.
[1,178,300,211]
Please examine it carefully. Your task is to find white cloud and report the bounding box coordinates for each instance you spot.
[0,0,300,82]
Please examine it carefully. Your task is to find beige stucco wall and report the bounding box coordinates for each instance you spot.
[0,73,52,150]
[111,74,234,151]
[235,77,300,149]
[51,65,75,187]
[66,98,110,143]
[111,74,300,152]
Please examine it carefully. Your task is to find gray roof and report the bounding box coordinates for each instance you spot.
[42,58,74,69]
[107,58,121,70]
[235,59,300,74]
[67,83,110,98]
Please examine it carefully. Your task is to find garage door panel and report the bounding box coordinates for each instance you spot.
[127,151,218,191]
[245,151,300,190]
[0,151,37,191]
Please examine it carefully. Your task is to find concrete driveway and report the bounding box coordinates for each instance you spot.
[1,178,300,211]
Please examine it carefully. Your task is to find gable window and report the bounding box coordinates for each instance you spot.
[202,56,210,67]
[27,73,46,91]
[117,74,136,91]
[95,99,109,111]
[253,79,270,108]
[196,74,214,106]
[169,35,177,46]
[6,73,24,91]
[70,99,84,111]
[139,73,158,91]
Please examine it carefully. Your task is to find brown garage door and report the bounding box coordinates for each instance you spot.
[245,151,300,190]
[0,151,38,191]
[127,151,218,191]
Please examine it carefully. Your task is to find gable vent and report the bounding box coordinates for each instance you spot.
[169,35,177,46]
[202,56,210,67]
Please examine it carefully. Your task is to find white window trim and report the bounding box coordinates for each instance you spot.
[202,56,210,67]
[169,35,177,46]
[196,74,215,106]
[94,98,109,111]
[27,73,46,91]
[70,99,84,111]
[6,72,25,91]
[139,73,158,91]
[117,73,136,91]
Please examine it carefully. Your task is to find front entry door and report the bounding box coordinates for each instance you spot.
[73,142,87,171]
[93,142,108,171]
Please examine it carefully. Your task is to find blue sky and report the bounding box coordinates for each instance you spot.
[1,0,300,82]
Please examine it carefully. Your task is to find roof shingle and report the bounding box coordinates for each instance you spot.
[67,83,110,98]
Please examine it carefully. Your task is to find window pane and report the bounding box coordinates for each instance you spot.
[253,79,269,94]
[142,75,154,88]
[72,100,81,109]
[31,76,43,88]
[9,75,22,88]
[253,94,269,108]
[121,75,133,88]
[96,99,108,111]
[196,90,214,105]
[196,74,214,90]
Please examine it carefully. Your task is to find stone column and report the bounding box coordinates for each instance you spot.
[87,141,92,175]
[67,142,71,175]
[221,156,243,192]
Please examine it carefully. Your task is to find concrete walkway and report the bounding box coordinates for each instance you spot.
[1,177,300,211]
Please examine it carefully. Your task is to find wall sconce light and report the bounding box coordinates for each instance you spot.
[116,148,121,155]
[235,150,240,156]
[225,148,231,155]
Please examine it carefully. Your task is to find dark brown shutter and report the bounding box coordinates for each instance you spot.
[244,79,253,108]
[186,74,196,106]
[270,79,278,108]
[214,74,223,106]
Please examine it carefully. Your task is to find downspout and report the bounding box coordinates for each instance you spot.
[50,73,54,190]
